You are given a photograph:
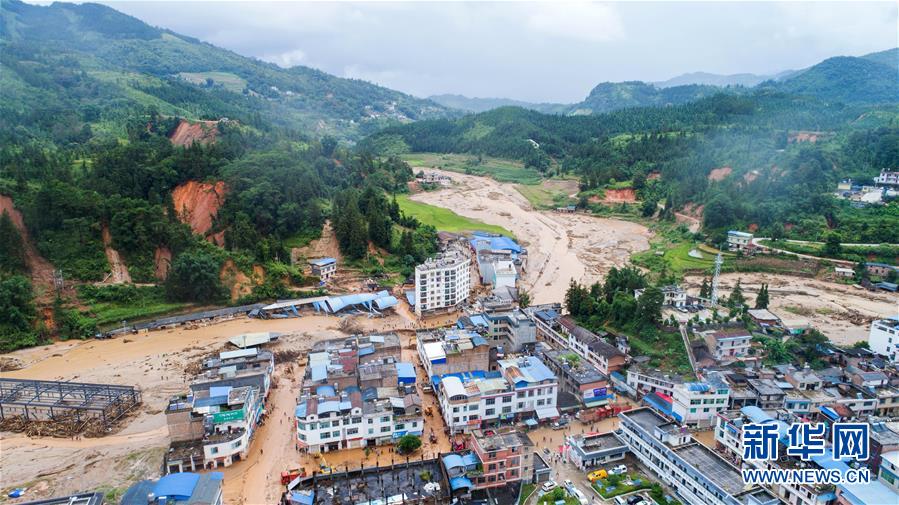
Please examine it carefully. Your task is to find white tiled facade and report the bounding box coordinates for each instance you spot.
[869,317,899,364]
[415,252,471,316]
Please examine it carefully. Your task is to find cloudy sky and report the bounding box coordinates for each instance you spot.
[101,1,897,103]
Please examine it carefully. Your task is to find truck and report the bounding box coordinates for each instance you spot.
[575,404,629,423]
[280,468,306,485]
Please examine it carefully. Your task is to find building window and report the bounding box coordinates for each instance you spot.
[486,409,495,416]
[381,426,390,433]
[486,398,496,405]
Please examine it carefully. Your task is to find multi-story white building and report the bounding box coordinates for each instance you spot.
[295,390,423,453]
[531,312,627,375]
[869,316,899,364]
[414,250,471,316]
[714,407,899,505]
[875,169,899,187]
[727,230,754,252]
[436,356,558,434]
[703,328,753,361]
[619,407,778,505]
[625,366,685,398]
[635,285,687,308]
[670,378,730,428]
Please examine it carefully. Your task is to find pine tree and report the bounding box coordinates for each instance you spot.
[728,278,745,308]
[755,283,770,309]
[699,278,711,299]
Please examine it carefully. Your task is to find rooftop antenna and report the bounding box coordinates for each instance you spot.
[710,252,723,306]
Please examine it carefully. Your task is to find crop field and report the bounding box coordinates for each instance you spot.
[177,71,247,93]
[401,153,543,184]
[395,194,513,237]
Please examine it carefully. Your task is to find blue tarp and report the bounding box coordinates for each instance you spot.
[449,476,473,491]
[462,453,480,466]
[644,392,673,414]
[316,385,336,397]
[153,473,200,500]
[295,403,307,417]
[471,335,488,347]
[290,490,315,505]
[819,406,840,421]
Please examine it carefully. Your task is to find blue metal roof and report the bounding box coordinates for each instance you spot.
[740,406,790,441]
[471,335,488,347]
[310,258,336,266]
[442,454,464,469]
[317,400,340,415]
[686,383,710,392]
[358,345,375,356]
[405,290,416,306]
[295,403,307,418]
[374,296,398,309]
[396,362,416,379]
[462,453,480,466]
[362,387,377,402]
[820,406,840,421]
[152,473,199,500]
[469,314,490,327]
[194,395,228,408]
[311,365,327,382]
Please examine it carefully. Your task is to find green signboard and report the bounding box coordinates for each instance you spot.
[212,409,245,423]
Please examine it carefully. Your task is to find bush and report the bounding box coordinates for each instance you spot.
[165,250,226,303]
[396,434,422,454]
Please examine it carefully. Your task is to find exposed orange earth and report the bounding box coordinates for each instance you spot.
[171,180,227,237]
[168,119,220,147]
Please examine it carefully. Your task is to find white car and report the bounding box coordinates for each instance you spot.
[563,479,574,493]
[609,464,628,475]
[541,480,557,493]
[570,487,589,505]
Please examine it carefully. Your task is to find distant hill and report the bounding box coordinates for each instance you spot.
[0,0,452,141]
[770,55,898,103]
[568,81,724,115]
[654,71,788,88]
[861,47,899,70]
[427,94,570,114]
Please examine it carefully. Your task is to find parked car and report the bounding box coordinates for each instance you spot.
[571,487,589,505]
[614,497,628,505]
[587,469,608,482]
[541,481,557,493]
[609,464,628,475]
[627,495,645,505]
[563,480,574,494]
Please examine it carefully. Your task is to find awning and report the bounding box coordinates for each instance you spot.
[536,407,560,420]
[524,418,538,427]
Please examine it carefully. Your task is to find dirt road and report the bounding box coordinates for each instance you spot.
[684,273,898,345]
[410,169,651,305]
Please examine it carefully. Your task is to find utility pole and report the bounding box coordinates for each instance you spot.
[710,253,723,306]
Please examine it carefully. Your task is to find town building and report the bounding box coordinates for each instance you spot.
[702,327,753,361]
[566,432,628,470]
[121,472,224,505]
[309,257,337,281]
[875,169,899,187]
[746,378,786,410]
[865,262,898,278]
[540,348,614,408]
[468,427,535,488]
[625,366,685,398]
[881,450,899,493]
[747,308,781,329]
[417,328,490,379]
[835,266,855,278]
[714,407,899,505]
[635,285,687,308]
[165,383,262,471]
[670,377,730,428]
[727,230,754,252]
[619,407,777,505]
[532,310,626,375]
[435,356,558,434]
[417,171,452,186]
[869,316,899,363]
[414,250,471,316]
[480,308,536,353]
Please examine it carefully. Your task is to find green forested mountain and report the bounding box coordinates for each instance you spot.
[427,94,570,114]
[363,66,899,246]
[0,0,452,143]
[568,82,724,115]
[767,54,898,104]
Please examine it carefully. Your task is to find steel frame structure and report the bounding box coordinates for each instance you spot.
[0,378,141,427]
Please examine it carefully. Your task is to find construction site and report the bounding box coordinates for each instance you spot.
[0,378,141,437]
